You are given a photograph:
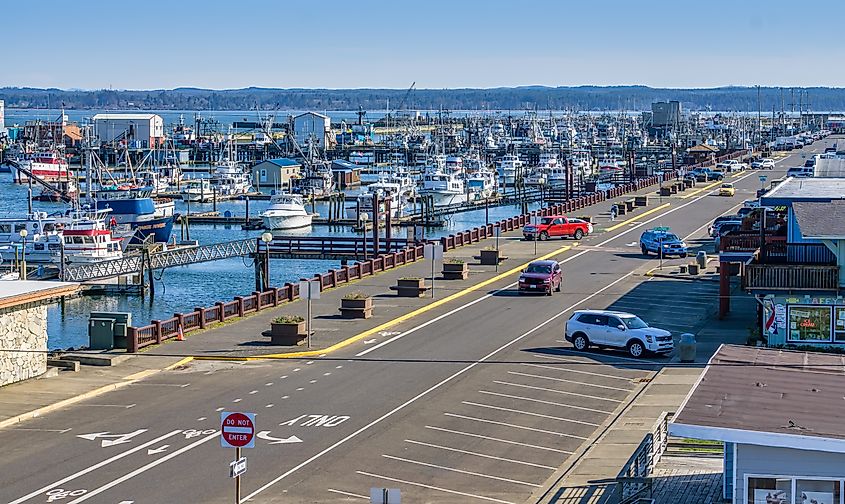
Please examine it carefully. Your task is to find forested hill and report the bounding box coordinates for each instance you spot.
[1,86,842,112]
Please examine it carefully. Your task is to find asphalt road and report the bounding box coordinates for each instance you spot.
[0,139,830,504]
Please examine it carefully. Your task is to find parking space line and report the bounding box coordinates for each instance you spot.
[461,401,600,427]
[327,488,368,500]
[405,439,556,470]
[425,425,572,454]
[522,363,636,382]
[382,454,542,488]
[506,371,629,395]
[479,390,611,414]
[545,348,664,365]
[356,471,516,504]
[532,354,651,376]
[444,413,588,440]
[493,381,617,411]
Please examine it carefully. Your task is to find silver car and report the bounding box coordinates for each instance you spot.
[564,310,674,358]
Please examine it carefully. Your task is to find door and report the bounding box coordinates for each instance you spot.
[582,314,609,345]
[550,218,565,237]
[605,316,627,347]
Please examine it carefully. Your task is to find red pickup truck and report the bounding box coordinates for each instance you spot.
[522,215,593,241]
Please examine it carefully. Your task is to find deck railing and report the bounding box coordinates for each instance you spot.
[126,174,672,352]
[744,264,840,291]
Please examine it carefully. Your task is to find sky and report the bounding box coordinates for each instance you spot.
[4,0,845,90]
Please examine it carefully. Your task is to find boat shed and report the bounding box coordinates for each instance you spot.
[251,158,302,190]
[293,112,332,150]
[93,113,165,148]
[671,345,845,503]
[330,159,361,189]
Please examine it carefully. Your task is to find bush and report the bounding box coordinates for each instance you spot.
[444,258,465,264]
[343,291,369,300]
[272,315,304,324]
[399,277,422,281]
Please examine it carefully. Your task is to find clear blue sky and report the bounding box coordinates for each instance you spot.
[4,0,843,90]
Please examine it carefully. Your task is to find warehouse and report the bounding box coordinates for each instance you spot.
[93,113,165,148]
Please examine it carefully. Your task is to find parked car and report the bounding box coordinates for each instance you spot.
[751,158,775,169]
[716,159,747,172]
[639,227,688,257]
[522,215,592,241]
[564,310,674,357]
[517,260,562,295]
[709,216,742,237]
[786,167,813,178]
[701,168,724,181]
[690,168,710,182]
[714,223,743,251]
[719,183,736,197]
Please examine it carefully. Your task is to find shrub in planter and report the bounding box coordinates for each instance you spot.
[479,248,501,265]
[442,258,469,279]
[340,291,373,318]
[270,315,306,340]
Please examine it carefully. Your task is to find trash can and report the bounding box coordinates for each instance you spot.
[88,318,115,350]
[696,251,708,270]
[678,333,697,363]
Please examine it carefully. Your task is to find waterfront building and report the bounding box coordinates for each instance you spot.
[293,112,331,149]
[251,157,302,190]
[92,113,165,148]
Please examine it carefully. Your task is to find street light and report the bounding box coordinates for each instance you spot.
[260,232,273,291]
[19,229,28,281]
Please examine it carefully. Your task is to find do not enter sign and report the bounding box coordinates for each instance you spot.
[221,411,255,449]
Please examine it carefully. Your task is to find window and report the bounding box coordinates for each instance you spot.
[748,477,791,503]
[834,307,845,342]
[621,316,649,329]
[577,314,607,326]
[746,476,843,504]
[796,479,840,504]
[788,306,832,342]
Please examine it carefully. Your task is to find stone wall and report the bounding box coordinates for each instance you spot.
[0,303,47,386]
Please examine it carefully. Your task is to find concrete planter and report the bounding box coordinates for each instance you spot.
[268,321,307,345]
[392,278,427,297]
[442,262,469,280]
[340,297,373,319]
[480,249,502,266]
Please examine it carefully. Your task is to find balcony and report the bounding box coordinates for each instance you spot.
[744,264,840,291]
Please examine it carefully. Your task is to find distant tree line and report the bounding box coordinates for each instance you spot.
[1,86,843,112]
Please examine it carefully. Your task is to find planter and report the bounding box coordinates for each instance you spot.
[267,321,307,345]
[615,202,628,215]
[688,263,700,275]
[624,199,636,211]
[442,262,468,280]
[479,249,502,266]
[340,297,373,319]
[659,187,672,197]
[634,196,648,207]
[391,278,428,297]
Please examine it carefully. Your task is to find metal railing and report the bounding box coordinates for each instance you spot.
[610,412,672,504]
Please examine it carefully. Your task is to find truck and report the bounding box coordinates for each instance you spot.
[522,215,593,241]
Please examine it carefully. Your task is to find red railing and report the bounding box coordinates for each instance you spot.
[126,175,671,352]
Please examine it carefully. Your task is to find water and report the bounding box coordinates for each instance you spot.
[0,173,541,349]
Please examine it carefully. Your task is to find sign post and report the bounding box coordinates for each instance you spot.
[424,243,443,298]
[370,488,401,504]
[221,411,255,504]
[299,279,321,349]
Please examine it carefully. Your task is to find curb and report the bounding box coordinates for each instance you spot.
[0,357,193,430]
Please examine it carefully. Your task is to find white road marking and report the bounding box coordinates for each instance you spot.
[215,407,225,412]
[309,380,317,384]
[232,398,242,403]
[532,353,651,375]
[265,382,274,386]
[335,365,343,369]
[146,445,169,455]
[196,417,206,421]
[295,388,304,391]
[306,361,314,365]
[507,371,631,393]
[280,375,288,379]
[242,273,632,502]
[84,404,136,408]
[8,430,182,504]
[404,439,556,470]
[293,368,301,372]
[257,431,303,444]
[266,404,274,408]
[425,425,572,454]
[327,488,368,500]
[461,401,599,427]
[382,454,541,487]
[7,427,72,433]
[356,471,515,504]
[479,390,612,415]
[522,362,636,381]
[492,381,617,412]
[65,432,220,503]
[281,395,290,399]
[323,372,331,376]
[77,430,148,448]
[444,413,587,440]
[363,339,377,344]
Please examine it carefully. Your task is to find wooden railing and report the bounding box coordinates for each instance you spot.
[126,174,672,352]
[745,264,840,291]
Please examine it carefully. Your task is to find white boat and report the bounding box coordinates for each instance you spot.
[260,194,312,230]
[525,169,548,186]
[0,212,63,263]
[467,166,498,200]
[13,150,74,183]
[445,156,464,173]
[180,179,213,203]
[347,181,405,221]
[546,166,568,186]
[62,226,123,264]
[295,163,335,197]
[419,169,469,207]
[497,153,523,187]
[211,161,253,196]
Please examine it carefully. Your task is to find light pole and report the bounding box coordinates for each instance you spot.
[361,213,369,261]
[19,229,28,280]
[260,232,273,291]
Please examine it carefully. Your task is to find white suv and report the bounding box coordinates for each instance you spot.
[564,310,674,358]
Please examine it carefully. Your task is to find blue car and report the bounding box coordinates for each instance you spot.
[639,227,688,257]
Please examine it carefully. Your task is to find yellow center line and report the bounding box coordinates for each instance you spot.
[679,179,723,199]
[205,243,578,360]
[604,203,671,232]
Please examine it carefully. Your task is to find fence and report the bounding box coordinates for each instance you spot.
[126,174,673,352]
[609,412,672,503]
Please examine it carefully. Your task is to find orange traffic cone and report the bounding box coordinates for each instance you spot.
[176,323,185,341]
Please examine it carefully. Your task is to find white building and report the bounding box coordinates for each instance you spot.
[293,112,331,150]
[0,99,6,136]
[93,113,165,148]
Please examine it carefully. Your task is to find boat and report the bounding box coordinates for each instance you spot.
[497,153,523,187]
[94,186,175,243]
[12,149,74,183]
[0,212,63,263]
[347,180,405,221]
[61,227,123,264]
[295,162,335,197]
[211,162,253,196]
[419,168,469,207]
[466,166,498,200]
[260,193,312,230]
[180,179,214,203]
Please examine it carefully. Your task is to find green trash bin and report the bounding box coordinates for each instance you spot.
[89,318,115,350]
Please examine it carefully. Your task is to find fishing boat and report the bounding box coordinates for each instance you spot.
[211,163,253,196]
[180,179,214,203]
[496,153,523,187]
[94,186,175,243]
[0,212,63,263]
[466,166,498,200]
[12,149,73,183]
[419,168,469,207]
[295,162,335,197]
[347,181,405,221]
[260,193,312,230]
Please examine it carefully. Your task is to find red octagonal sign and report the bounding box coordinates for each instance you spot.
[221,411,255,449]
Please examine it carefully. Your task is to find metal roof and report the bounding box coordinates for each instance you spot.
[259,158,301,167]
[762,177,845,204]
[671,345,845,453]
[0,280,79,309]
[793,201,845,239]
[92,113,161,121]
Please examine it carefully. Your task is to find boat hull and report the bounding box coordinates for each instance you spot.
[262,214,313,230]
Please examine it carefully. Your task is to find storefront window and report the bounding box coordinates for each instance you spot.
[834,308,845,342]
[796,479,840,504]
[749,477,791,503]
[789,306,832,342]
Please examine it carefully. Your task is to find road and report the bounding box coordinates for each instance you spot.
[0,141,828,504]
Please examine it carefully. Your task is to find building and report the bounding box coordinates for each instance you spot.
[652,101,682,129]
[93,113,165,148]
[251,158,302,190]
[330,159,361,189]
[671,345,845,503]
[0,99,6,136]
[293,112,331,150]
[0,281,79,386]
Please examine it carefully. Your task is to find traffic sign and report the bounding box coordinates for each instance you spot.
[229,457,247,478]
[220,411,255,449]
[759,175,768,182]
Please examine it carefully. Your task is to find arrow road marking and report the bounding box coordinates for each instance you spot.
[76,430,148,448]
[363,339,377,345]
[146,445,169,455]
[257,431,303,445]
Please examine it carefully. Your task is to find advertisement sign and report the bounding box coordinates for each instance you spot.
[755,489,788,504]
[801,492,834,504]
